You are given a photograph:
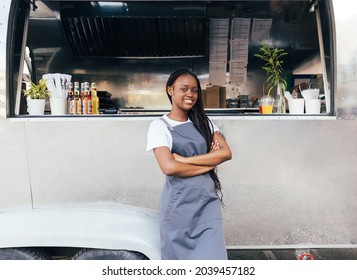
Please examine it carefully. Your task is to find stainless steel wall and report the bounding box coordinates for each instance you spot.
[1,116,354,247]
[334,0,357,119]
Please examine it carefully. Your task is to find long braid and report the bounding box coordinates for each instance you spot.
[166,69,224,204]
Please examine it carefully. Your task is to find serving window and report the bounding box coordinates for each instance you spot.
[10,0,333,117]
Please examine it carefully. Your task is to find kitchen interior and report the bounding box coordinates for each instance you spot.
[19,0,331,116]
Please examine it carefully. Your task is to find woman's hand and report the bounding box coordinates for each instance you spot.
[210,140,220,152]
[173,153,186,163]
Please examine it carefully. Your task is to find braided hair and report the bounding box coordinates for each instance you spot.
[166,68,224,204]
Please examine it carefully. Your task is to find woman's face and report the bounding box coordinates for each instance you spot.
[168,74,199,112]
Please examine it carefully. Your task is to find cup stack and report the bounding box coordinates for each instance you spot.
[301,89,320,114]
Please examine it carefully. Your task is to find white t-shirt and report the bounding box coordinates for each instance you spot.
[146,114,219,155]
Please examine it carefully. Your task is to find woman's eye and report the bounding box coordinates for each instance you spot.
[180,88,198,93]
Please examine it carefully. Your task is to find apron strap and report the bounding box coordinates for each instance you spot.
[160,117,174,131]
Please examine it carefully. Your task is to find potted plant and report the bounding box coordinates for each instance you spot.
[254,41,288,113]
[23,79,51,115]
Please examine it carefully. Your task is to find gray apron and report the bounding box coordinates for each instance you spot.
[159,118,227,260]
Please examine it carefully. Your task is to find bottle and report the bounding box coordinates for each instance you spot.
[91,82,100,115]
[67,82,75,115]
[74,81,81,114]
[80,82,85,114]
[82,82,92,115]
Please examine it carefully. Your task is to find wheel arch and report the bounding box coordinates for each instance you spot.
[0,204,161,260]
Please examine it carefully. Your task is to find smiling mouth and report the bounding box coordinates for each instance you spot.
[183,99,194,104]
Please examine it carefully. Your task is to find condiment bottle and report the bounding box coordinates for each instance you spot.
[74,81,81,114]
[67,82,75,115]
[91,82,100,115]
[82,82,92,115]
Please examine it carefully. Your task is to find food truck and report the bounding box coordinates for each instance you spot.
[0,0,356,259]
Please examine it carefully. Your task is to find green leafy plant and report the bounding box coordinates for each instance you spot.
[254,42,287,96]
[23,79,51,99]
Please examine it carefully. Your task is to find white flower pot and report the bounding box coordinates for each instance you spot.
[27,98,45,115]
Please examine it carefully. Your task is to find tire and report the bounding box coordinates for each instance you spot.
[72,248,149,260]
[0,248,51,260]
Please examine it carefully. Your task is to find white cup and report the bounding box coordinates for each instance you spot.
[50,98,67,115]
[305,99,321,114]
[288,99,305,114]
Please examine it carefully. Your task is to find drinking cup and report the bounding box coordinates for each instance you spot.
[305,99,321,114]
[288,99,304,114]
[259,96,274,114]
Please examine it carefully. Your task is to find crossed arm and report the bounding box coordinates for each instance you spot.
[153,131,232,177]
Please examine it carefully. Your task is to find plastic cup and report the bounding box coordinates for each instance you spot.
[288,99,304,114]
[259,96,274,114]
[305,99,321,114]
[50,98,67,115]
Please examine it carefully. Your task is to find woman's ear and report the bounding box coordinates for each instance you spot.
[167,86,173,95]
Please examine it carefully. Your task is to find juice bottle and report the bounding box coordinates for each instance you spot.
[82,82,92,115]
[91,82,99,115]
[68,82,75,115]
[80,82,85,114]
[74,81,81,114]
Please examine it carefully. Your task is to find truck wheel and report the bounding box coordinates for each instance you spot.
[72,249,149,260]
[0,248,51,260]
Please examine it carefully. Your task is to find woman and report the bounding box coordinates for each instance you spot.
[146,69,232,260]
